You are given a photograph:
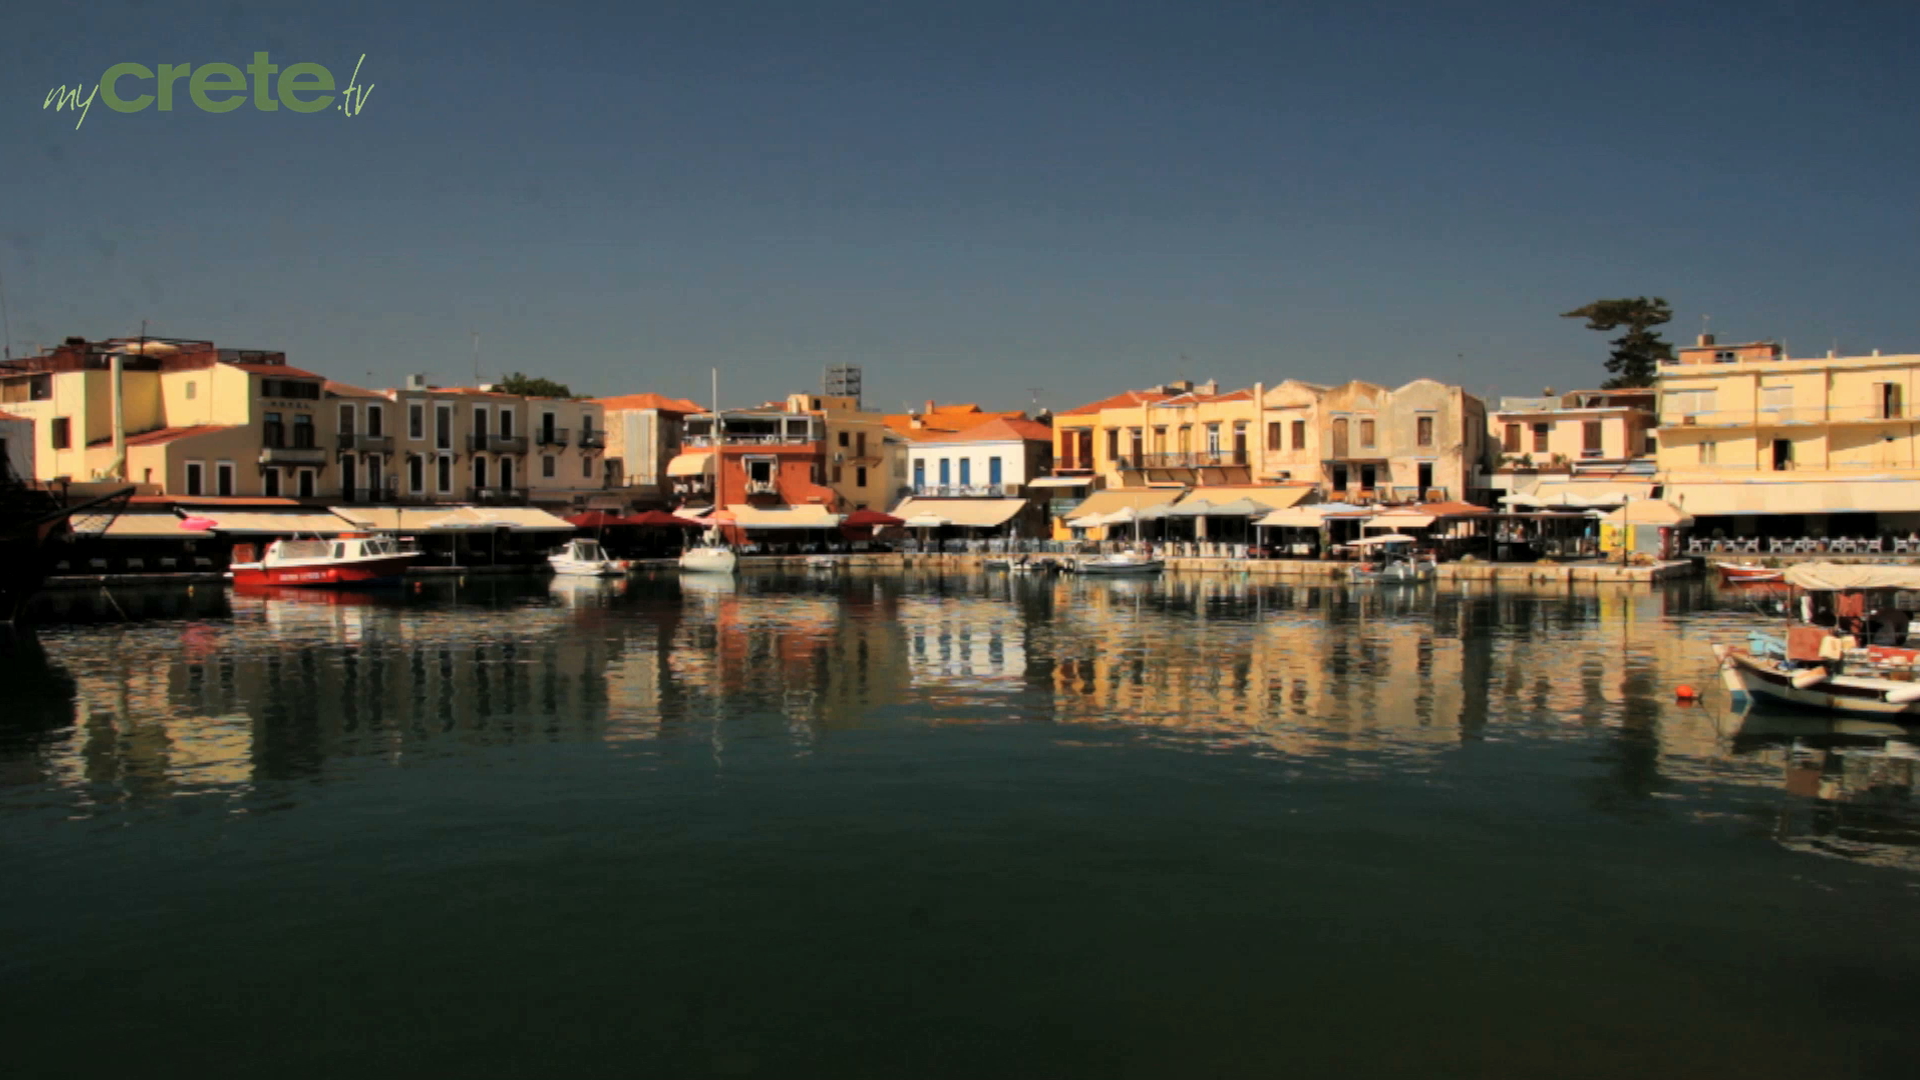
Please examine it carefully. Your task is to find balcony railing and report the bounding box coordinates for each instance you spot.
[683,433,819,448]
[337,433,394,452]
[467,486,529,505]
[744,479,779,496]
[1127,451,1248,470]
[1659,404,1911,429]
[467,434,529,454]
[913,483,1007,497]
[535,427,570,447]
[577,430,605,449]
[258,446,327,466]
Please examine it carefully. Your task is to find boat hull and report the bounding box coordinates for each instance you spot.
[679,547,738,574]
[549,558,624,577]
[231,555,415,588]
[1715,644,1920,719]
[1715,562,1783,584]
[1077,558,1164,575]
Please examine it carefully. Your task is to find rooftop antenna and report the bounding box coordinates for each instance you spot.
[470,330,481,385]
[0,271,12,360]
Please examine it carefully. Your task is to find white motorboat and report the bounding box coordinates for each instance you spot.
[1347,534,1435,584]
[548,537,626,577]
[1076,552,1165,575]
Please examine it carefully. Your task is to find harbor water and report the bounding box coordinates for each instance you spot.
[2,571,1916,1078]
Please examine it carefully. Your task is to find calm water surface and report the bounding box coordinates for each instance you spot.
[3,572,1916,1078]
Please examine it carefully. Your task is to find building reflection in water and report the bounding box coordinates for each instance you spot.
[1,573,1914,867]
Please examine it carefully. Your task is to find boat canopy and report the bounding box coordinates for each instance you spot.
[1783,562,1920,591]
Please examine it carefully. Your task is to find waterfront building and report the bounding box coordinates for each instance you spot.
[1315,379,1490,505]
[667,391,896,537]
[1656,334,1920,536]
[1486,388,1658,507]
[592,392,706,508]
[892,415,1054,537]
[881,400,1029,439]
[368,376,608,511]
[1,409,34,480]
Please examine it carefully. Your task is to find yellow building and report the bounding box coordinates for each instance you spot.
[1657,334,1920,530]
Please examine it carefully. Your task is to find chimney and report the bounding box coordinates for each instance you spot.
[925,400,936,415]
[1697,333,1715,346]
[405,374,428,391]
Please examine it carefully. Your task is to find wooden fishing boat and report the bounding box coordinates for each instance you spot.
[230,533,417,588]
[1715,561,1784,584]
[1715,562,1920,719]
[1347,534,1435,584]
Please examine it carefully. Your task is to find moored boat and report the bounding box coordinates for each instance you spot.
[680,528,738,574]
[1347,535,1435,584]
[1076,552,1164,575]
[1715,562,1920,719]
[1715,561,1784,584]
[230,533,417,588]
[549,537,626,577]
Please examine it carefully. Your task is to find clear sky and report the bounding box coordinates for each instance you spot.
[5,1,1918,412]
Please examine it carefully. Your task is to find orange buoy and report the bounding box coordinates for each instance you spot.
[1675,684,1700,701]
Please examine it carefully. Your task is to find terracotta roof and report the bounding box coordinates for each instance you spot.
[1059,389,1174,416]
[881,406,1029,436]
[592,392,706,413]
[324,380,388,399]
[230,362,325,379]
[917,417,1053,444]
[87,424,235,448]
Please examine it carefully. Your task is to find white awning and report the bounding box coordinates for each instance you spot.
[1065,489,1183,522]
[666,452,712,477]
[1667,479,1920,517]
[725,504,845,529]
[206,511,359,535]
[1366,513,1435,530]
[903,514,949,528]
[1786,562,1920,591]
[891,497,1027,528]
[1599,500,1692,526]
[1257,504,1374,528]
[1026,476,1091,488]
[1177,486,1316,511]
[103,515,204,539]
[332,506,576,532]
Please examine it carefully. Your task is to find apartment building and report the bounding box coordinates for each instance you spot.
[1317,379,1489,504]
[665,391,899,524]
[892,416,1054,536]
[593,392,705,506]
[1656,334,1920,530]
[382,377,607,508]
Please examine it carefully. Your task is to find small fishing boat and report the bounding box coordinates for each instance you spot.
[230,533,417,588]
[1715,562,1920,719]
[983,557,1012,570]
[548,537,626,577]
[1076,552,1165,575]
[679,528,738,574]
[1715,561,1784,585]
[1347,534,1435,584]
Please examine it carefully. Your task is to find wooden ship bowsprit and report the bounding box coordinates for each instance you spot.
[0,454,132,624]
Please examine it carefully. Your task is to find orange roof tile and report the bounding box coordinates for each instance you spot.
[592,392,706,413]
[324,380,388,399]
[1059,388,1177,416]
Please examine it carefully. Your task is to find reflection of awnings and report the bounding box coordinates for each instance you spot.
[890,497,1027,528]
[725,505,845,529]
[666,452,712,477]
[1026,476,1091,488]
[1668,479,1920,516]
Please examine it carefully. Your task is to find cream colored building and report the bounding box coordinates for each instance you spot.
[1656,335,1920,528]
[380,378,607,509]
[592,392,705,507]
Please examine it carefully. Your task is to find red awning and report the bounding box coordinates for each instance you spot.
[621,510,705,528]
[566,511,626,528]
[842,509,905,528]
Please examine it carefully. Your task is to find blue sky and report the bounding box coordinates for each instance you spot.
[5,1,1918,412]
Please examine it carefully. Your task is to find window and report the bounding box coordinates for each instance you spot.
[1503,423,1521,453]
[1879,382,1904,420]
[409,402,425,440]
[1582,420,1603,457]
[1331,418,1349,457]
[263,468,281,496]
[500,457,516,491]
[989,456,1002,486]
[543,455,556,478]
[1531,423,1549,453]
[409,455,425,493]
[435,404,452,450]
[747,458,775,486]
[436,454,452,494]
[472,406,489,439]
[856,432,866,458]
[1106,428,1119,461]
[185,380,197,400]
[1760,385,1793,414]
[542,411,557,439]
[216,461,235,496]
[1699,440,1717,465]
[1359,419,1375,450]
[1291,420,1306,451]
[297,469,316,498]
[939,459,951,485]
[1129,428,1142,461]
[50,417,71,450]
[856,465,868,487]
[1267,421,1281,451]
[833,464,843,483]
[913,460,925,487]
[1667,389,1717,422]
[1206,424,1221,456]
[366,405,384,436]
[498,409,514,439]
[1153,427,1167,454]
[262,411,285,448]
[959,459,971,486]
[184,461,204,496]
[259,378,320,400]
[1713,350,1737,363]
[293,414,314,448]
[839,431,850,447]
[338,404,356,435]
[474,456,489,489]
[582,455,592,479]
[1178,425,1192,453]
[1416,416,1434,447]
[580,414,593,435]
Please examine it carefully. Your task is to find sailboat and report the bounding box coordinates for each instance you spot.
[680,368,739,575]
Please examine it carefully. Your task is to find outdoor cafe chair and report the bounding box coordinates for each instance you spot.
[1742,538,1760,553]
[1867,538,1884,554]
[1897,538,1915,555]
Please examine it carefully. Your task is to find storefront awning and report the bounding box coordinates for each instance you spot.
[1366,513,1435,530]
[206,511,360,535]
[102,515,205,539]
[725,504,845,529]
[331,506,576,532]
[890,497,1027,528]
[666,452,713,477]
[1176,486,1316,511]
[1257,504,1375,529]
[1065,488,1183,522]
[1668,479,1920,517]
[1026,476,1092,488]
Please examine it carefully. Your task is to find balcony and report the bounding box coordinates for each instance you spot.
[337,433,394,453]
[467,434,529,454]
[535,427,570,448]
[913,484,1007,498]
[340,480,401,504]
[684,433,816,448]
[1128,451,1248,470]
[258,445,327,466]
[577,430,605,449]
[467,486,529,506]
[744,479,779,496]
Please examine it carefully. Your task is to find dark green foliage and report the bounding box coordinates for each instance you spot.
[1561,297,1674,389]
[495,372,574,398]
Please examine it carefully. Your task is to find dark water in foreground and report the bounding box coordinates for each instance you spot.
[3,572,1916,1079]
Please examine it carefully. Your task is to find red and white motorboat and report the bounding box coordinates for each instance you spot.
[229,533,418,588]
[1715,561,1784,585]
